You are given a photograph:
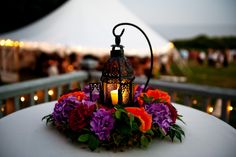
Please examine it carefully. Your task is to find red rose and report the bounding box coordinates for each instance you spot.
[166,103,177,123]
[69,102,95,132]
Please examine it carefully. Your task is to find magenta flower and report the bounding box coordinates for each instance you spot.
[90,108,115,141]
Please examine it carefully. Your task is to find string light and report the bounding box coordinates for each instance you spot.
[0,40,5,46]
[20,96,25,102]
[48,90,54,96]
[208,107,214,113]
[0,39,23,47]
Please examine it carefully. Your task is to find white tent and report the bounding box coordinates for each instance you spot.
[0,0,173,57]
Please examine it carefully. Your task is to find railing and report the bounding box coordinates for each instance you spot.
[0,71,88,117]
[0,70,236,125]
[91,71,236,123]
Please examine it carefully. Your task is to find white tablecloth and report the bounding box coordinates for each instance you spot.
[0,101,236,157]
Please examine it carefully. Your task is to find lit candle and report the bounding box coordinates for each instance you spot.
[110,89,118,105]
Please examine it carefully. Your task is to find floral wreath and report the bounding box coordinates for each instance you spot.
[43,84,185,151]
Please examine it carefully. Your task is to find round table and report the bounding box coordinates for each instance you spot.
[0,101,236,157]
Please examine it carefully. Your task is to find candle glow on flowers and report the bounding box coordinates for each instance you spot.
[43,84,184,151]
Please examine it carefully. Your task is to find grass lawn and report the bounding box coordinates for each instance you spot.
[175,61,236,89]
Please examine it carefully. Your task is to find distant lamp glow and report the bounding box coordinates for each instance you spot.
[48,90,54,96]
[20,96,25,102]
[1,106,4,112]
[34,95,38,101]
[67,65,74,71]
[228,106,233,111]
[192,99,197,105]
[208,107,214,113]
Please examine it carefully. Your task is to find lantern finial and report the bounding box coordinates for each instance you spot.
[113,28,125,46]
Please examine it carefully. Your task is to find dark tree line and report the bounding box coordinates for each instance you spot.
[173,35,236,50]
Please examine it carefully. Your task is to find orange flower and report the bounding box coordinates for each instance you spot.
[125,107,152,133]
[138,89,171,105]
[58,91,87,102]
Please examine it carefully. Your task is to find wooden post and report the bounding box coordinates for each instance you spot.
[169,90,175,102]
[30,92,35,106]
[0,99,3,118]
[57,86,62,99]
[184,95,191,106]
[44,88,48,102]
[202,96,211,113]
[221,98,230,123]
[14,96,20,111]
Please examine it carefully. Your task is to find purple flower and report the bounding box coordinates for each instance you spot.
[134,84,145,102]
[144,103,173,134]
[90,108,115,141]
[52,96,80,125]
[82,85,100,101]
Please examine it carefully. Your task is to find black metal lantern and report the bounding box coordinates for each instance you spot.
[90,22,154,107]
[100,35,135,106]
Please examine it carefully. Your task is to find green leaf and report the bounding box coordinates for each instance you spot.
[159,127,167,136]
[131,122,139,131]
[119,125,132,135]
[177,115,186,124]
[115,110,121,119]
[78,134,90,142]
[141,135,149,148]
[42,114,50,121]
[142,94,153,103]
[145,130,154,136]
[42,114,54,125]
[169,129,175,142]
[175,132,182,142]
[88,135,99,151]
[168,124,185,142]
[129,114,135,128]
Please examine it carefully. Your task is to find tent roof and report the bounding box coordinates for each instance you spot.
[0,0,172,57]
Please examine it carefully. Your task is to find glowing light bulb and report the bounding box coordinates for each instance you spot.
[228,106,233,111]
[192,99,197,105]
[48,90,54,96]
[208,107,214,113]
[34,95,38,101]
[20,96,25,102]
[1,107,4,112]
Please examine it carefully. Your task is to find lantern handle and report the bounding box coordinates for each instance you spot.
[112,22,154,92]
